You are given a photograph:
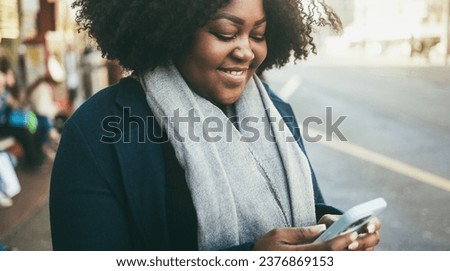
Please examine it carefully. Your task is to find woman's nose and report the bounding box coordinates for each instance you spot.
[231,44,255,62]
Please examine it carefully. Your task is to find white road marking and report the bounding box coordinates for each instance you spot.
[278,75,302,101]
[311,128,450,193]
[278,75,450,193]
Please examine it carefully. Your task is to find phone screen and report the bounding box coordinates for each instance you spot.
[340,215,372,235]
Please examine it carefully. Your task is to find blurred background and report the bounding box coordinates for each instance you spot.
[0,0,449,250]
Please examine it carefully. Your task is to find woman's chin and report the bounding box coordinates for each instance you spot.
[212,94,242,107]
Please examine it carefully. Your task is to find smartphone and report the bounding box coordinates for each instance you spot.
[314,197,387,243]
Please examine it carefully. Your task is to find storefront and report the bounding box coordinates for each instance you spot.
[0,0,20,41]
[1,0,111,98]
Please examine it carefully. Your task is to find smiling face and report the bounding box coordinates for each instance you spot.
[175,0,267,106]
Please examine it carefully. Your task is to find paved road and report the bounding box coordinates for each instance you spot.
[266,62,450,250]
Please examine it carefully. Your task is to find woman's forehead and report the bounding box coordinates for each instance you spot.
[214,0,265,18]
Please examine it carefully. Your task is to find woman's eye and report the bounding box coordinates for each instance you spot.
[211,32,265,42]
[212,32,237,41]
[251,35,265,42]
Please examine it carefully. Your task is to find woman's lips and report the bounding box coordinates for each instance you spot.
[217,67,248,87]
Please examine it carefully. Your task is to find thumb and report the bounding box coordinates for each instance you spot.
[288,224,327,244]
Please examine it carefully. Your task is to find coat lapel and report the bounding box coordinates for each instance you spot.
[113,78,170,249]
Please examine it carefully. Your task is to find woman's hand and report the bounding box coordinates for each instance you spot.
[252,215,382,251]
[253,225,359,251]
[355,217,381,251]
[318,214,382,251]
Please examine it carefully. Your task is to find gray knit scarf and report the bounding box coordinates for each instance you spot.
[140,65,316,250]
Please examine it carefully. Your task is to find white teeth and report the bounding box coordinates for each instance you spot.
[223,70,244,76]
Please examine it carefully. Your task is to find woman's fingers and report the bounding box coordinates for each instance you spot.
[304,231,359,251]
[253,225,326,250]
[317,214,341,228]
[286,225,327,244]
[273,225,327,244]
[344,217,381,251]
[351,231,380,251]
[364,217,381,234]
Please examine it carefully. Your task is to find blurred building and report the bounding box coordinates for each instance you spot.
[0,0,20,40]
[0,0,110,104]
[339,0,449,60]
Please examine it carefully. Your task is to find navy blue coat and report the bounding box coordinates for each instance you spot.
[50,77,341,250]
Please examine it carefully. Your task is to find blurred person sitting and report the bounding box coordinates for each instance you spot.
[0,48,19,99]
[0,71,44,169]
[65,45,81,114]
[0,150,20,208]
[26,56,65,145]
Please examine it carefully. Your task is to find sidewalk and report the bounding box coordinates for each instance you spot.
[0,159,52,251]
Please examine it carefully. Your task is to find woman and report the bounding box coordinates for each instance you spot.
[50,0,381,250]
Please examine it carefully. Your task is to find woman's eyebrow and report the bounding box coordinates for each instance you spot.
[212,13,266,26]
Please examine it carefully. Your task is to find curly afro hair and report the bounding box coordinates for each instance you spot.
[72,0,342,72]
